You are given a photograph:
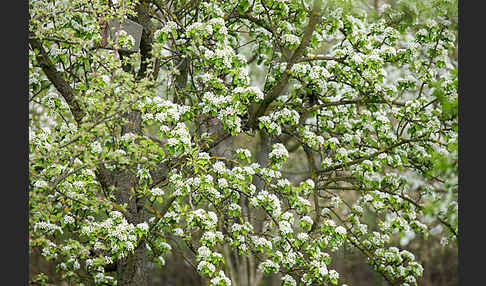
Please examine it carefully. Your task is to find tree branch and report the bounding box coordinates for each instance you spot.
[318,136,427,175]
[29,37,85,124]
[246,1,322,129]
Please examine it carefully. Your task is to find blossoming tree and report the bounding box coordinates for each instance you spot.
[29,0,457,285]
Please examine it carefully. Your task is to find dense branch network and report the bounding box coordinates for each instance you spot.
[29,0,457,285]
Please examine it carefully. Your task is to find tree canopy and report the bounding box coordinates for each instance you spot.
[29,0,458,285]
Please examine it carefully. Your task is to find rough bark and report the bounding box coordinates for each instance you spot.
[117,246,149,286]
[250,131,273,286]
[252,131,272,234]
[113,109,150,286]
[114,2,159,285]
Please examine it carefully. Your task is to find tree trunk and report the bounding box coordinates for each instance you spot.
[117,245,149,286]
[113,109,151,286]
[114,1,154,283]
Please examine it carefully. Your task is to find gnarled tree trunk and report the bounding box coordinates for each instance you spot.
[113,1,155,284]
